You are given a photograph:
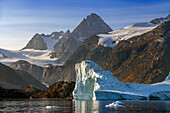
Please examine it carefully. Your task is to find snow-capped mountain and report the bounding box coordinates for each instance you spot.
[0,13,112,66]
[0,31,70,66]
[50,13,112,62]
[98,14,170,49]
[23,31,64,50]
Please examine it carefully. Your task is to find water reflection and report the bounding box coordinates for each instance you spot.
[74,100,170,113]
[74,100,100,113]
[0,99,170,113]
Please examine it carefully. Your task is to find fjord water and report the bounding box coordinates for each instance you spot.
[0,99,170,113]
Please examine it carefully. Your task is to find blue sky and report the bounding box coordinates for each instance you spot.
[0,0,170,50]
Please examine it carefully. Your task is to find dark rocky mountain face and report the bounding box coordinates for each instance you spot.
[46,20,170,85]
[50,30,71,58]
[0,63,28,89]
[0,63,46,90]
[150,14,170,24]
[10,60,44,81]
[102,20,170,84]
[50,31,64,39]
[30,81,75,99]
[50,13,112,63]
[22,34,48,50]
[10,60,57,83]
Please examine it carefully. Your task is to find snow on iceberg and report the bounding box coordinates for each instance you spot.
[73,60,170,100]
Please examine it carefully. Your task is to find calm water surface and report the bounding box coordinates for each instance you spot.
[0,99,170,113]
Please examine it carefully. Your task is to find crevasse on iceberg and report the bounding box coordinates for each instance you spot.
[73,60,170,100]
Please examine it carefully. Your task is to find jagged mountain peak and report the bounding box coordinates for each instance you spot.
[22,30,66,50]
[86,13,100,19]
[51,13,112,62]
[150,14,170,24]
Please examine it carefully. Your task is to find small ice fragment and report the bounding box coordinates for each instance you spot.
[46,106,59,109]
[105,101,125,108]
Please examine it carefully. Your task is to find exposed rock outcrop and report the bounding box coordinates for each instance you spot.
[0,62,46,90]
[22,33,48,50]
[150,14,170,24]
[30,81,75,99]
[10,60,57,83]
[50,30,71,58]
[22,31,65,50]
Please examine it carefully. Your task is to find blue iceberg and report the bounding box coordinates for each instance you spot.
[73,60,170,100]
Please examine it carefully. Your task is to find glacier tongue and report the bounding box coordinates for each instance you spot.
[73,60,170,100]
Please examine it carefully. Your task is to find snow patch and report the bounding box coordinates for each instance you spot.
[98,23,158,49]
[41,36,59,50]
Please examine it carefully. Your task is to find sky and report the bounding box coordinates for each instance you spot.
[0,0,170,50]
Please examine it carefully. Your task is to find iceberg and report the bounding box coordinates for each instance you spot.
[73,60,170,100]
[46,106,59,109]
[105,101,125,108]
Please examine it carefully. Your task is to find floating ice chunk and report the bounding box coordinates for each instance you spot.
[46,106,59,109]
[105,101,125,108]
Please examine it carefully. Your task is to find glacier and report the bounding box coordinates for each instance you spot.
[0,48,59,67]
[97,22,158,49]
[73,60,170,100]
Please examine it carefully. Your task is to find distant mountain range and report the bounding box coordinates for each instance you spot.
[43,14,170,84]
[0,13,170,88]
[0,13,112,66]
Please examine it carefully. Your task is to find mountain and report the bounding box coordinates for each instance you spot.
[50,30,71,58]
[10,60,57,83]
[102,20,170,84]
[0,13,111,66]
[22,31,65,50]
[7,14,170,85]
[50,13,112,63]
[150,14,170,24]
[45,34,112,84]
[45,16,170,85]
[0,63,46,90]
[98,22,157,48]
